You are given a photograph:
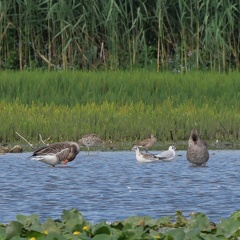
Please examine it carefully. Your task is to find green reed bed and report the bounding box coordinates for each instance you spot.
[0,96,240,145]
[1,70,240,108]
[0,0,239,71]
[0,71,240,144]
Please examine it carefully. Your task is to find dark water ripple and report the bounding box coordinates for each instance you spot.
[0,150,240,224]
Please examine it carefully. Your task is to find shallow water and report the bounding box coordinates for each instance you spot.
[0,149,239,224]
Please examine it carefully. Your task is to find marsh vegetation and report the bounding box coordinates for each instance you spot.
[0,71,239,145]
[0,1,239,71]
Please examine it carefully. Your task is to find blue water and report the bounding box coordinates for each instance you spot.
[0,149,239,224]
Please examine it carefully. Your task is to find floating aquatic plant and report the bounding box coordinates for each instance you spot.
[1,208,240,239]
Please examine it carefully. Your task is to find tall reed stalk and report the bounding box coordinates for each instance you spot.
[0,1,239,71]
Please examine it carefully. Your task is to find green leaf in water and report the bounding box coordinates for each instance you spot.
[165,228,185,239]
[92,222,112,235]
[5,221,23,239]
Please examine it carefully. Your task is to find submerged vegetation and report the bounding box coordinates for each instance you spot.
[0,71,240,144]
[1,208,240,239]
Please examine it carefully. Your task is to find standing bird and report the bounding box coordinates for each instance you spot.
[132,146,160,162]
[153,146,176,161]
[133,134,157,152]
[186,129,209,166]
[30,141,80,167]
[78,134,104,154]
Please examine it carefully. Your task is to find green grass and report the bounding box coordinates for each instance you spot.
[0,70,240,144]
[1,70,240,108]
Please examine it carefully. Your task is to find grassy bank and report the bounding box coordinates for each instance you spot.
[0,71,240,144]
[1,71,240,108]
[1,100,240,144]
[1,208,240,239]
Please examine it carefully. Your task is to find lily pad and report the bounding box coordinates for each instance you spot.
[5,221,23,239]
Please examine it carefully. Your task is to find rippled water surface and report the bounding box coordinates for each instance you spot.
[0,149,239,224]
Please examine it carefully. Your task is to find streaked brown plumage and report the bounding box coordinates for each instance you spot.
[186,129,209,166]
[78,134,104,154]
[134,134,157,152]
